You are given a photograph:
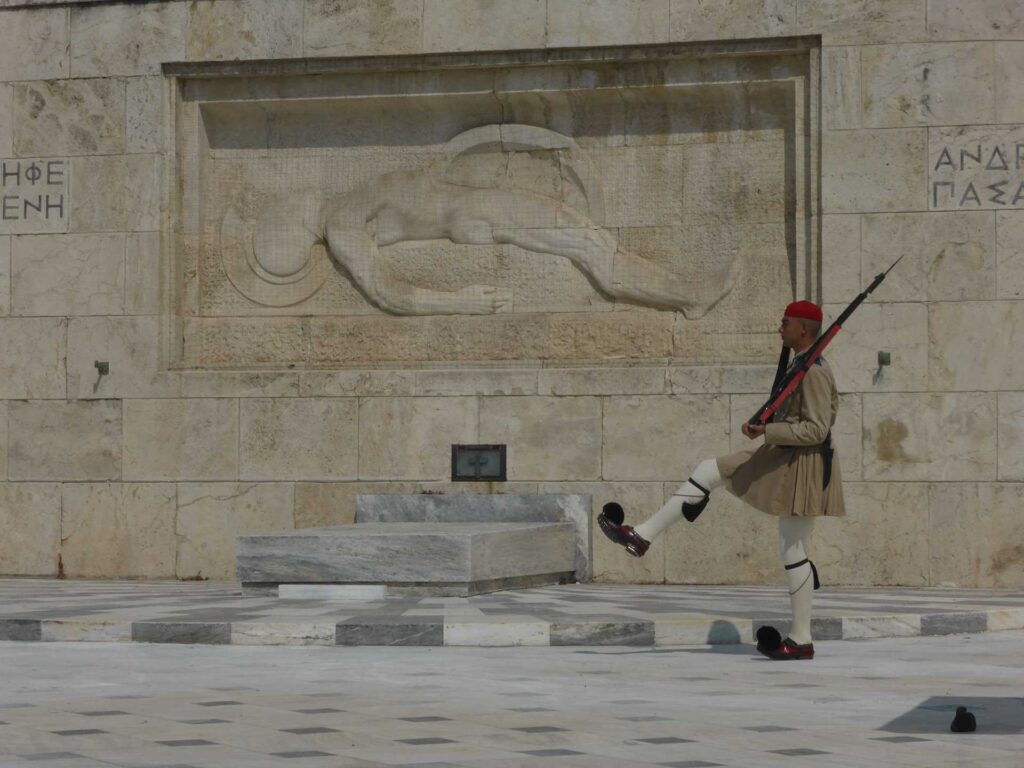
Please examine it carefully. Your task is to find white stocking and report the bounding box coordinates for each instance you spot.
[779,516,816,645]
[633,459,723,542]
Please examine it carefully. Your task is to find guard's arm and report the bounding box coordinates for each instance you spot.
[763,366,832,447]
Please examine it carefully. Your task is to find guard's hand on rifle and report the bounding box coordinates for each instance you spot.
[742,422,766,440]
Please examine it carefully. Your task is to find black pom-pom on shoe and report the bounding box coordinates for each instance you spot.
[602,502,624,526]
[755,625,782,653]
[950,706,976,733]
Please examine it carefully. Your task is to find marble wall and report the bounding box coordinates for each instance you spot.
[0,0,1021,588]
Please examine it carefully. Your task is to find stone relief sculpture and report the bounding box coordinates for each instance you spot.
[220,124,735,318]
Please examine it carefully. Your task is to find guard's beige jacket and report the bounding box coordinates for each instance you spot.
[716,354,845,518]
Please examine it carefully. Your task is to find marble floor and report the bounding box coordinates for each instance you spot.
[1,580,1022,647]
[1,630,1022,767]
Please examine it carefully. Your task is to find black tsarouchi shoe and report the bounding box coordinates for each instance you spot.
[597,502,650,558]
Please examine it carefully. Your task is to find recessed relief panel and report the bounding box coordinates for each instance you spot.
[167,43,818,368]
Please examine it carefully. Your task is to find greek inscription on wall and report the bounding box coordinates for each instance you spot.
[929,127,1024,211]
[0,159,69,235]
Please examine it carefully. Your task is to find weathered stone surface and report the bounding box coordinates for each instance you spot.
[14,79,125,156]
[176,482,294,580]
[444,621,550,647]
[929,483,1024,587]
[589,146,683,227]
[41,620,132,643]
[60,483,176,578]
[416,369,539,397]
[834,394,863,482]
[549,0,670,47]
[237,522,576,587]
[68,316,180,400]
[0,404,7,484]
[70,2,186,77]
[538,367,665,396]
[862,393,997,481]
[357,492,591,580]
[70,154,160,233]
[0,236,10,316]
[304,0,422,57]
[296,482,395,529]
[182,371,300,398]
[126,77,162,154]
[0,483,61,576]
[814,482,929,585]
[186,0,303,61]
[672,305,782,366]
[0,8,69,81]
[182,318,308,368]
[929,0,1024,40]
[929,301,1024,390]
[423,0,546,52]
[797,0,927,45]
[602,396,730,481]
[861,43,994,128]
[996,211,1024,299]
[0,317,66,399]
[822,46,861,130]
[359,397,477,480]
[309,313,673,365]
[682,141,788,223]
[664,481,780,584]
[995,43,1024,124]
[124,231,160,314]
[822,303,928,393]
[861,212,995,301]
[231,622,335,646]
[668,365,775,395]
[822,129,927,213]
[821,214,862,305]
[0,84,12,158]
[299,370,416,397]
[240,398,359,481]
[12,233,124,315]
[997,393,1024,481]
[479,397,601,481]
[124,399,239,481]
[669,0,794,41]
[296,482,540,528]
[9,400,122,481]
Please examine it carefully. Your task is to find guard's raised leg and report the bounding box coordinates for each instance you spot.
[598,459,723,557]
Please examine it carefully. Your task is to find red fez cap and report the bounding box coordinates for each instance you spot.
[784,300,823,322]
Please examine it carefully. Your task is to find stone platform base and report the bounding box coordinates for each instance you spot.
[236,521,578,596]
[236,493,591,597]
[243,571,575,598]
[2,581,1022,647]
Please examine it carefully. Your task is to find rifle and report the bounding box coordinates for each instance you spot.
[748,255,903,426]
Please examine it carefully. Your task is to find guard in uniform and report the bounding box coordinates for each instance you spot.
[600,300,844,660]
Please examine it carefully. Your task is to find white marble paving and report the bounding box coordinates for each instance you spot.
[0,632,1022,766]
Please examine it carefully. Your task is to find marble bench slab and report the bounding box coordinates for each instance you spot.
[357,493,592,581]
[237,522,577,597]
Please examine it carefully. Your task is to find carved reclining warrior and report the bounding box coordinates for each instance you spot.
[254,168,734,318]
